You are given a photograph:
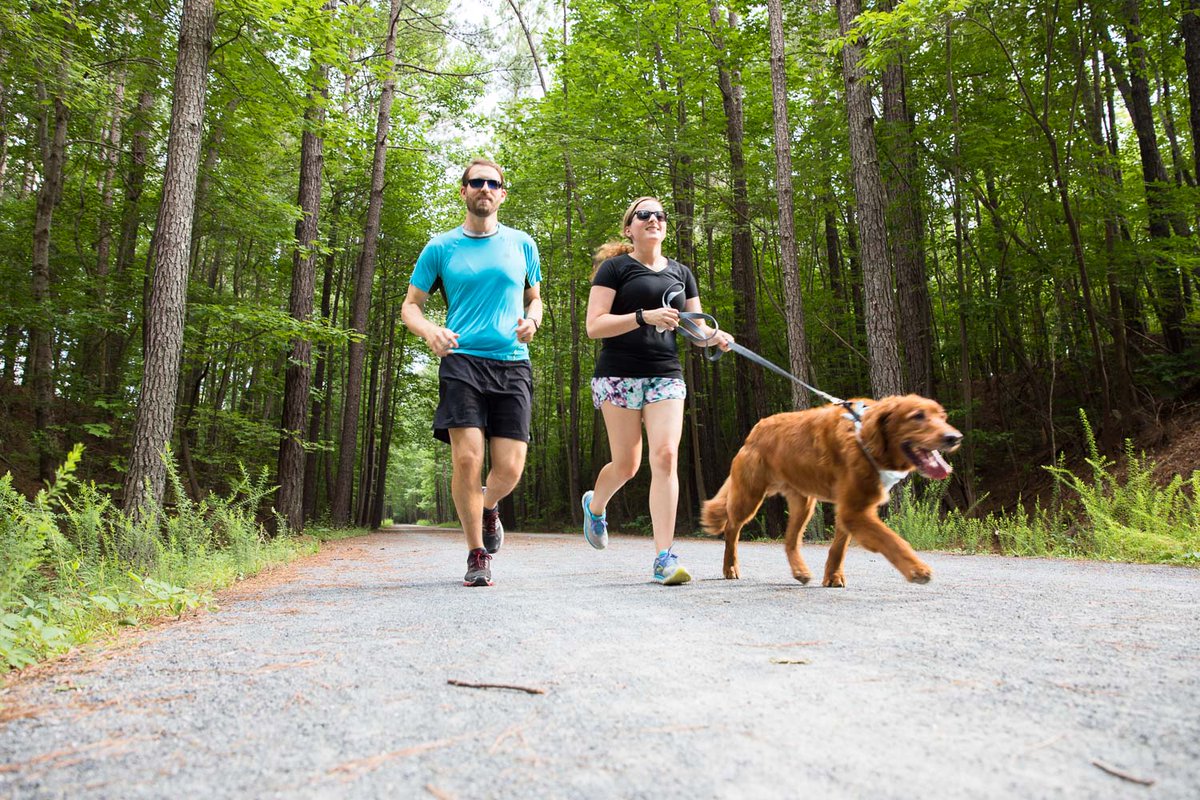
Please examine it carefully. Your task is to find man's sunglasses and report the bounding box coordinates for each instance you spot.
[632,209,667,222]
[465,178,503,190]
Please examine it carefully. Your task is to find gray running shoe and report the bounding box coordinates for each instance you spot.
[653,548,691,585]
[581,490,608,550]
[482,503,504,554]
[464,548,493,587]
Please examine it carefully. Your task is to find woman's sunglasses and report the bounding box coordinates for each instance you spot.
[465,178,503,190]
[632,209,667,222]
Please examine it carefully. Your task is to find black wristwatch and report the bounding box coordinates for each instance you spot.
[635,309,646,327]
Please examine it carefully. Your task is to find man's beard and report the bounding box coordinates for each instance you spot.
[467,196,495,217]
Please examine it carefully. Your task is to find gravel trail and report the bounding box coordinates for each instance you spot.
[1,526,1197,799]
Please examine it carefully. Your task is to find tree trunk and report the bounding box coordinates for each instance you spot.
[304,192,342,521]
[1109,4,1188,353]
[1186,0,1200,184]
[945,21,976,508]
[88,73,125,391]
[837,0,903,398]
[370,315,400,529]
[767,0,813,410]
[30,79,69,484]
[123,0,215,515]
[107,87,155,395]
[709,2,766,438]
[878,3,932,397]
[278,20,331,533]
[331,0,400,525]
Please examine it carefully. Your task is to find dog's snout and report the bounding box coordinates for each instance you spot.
[942,431,963,450]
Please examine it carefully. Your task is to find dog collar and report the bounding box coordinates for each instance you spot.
[847,403,910,493]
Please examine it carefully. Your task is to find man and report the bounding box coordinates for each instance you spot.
[401,158,542,587]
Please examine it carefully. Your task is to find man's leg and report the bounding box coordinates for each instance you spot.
[448,427,487,550]
[482,436,528,509]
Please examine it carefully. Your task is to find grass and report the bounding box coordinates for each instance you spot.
[891,410,1200,565]
[0,445,364,672]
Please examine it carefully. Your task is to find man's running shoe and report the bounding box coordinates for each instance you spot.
[581,490,608,550]
[464,548,493,587]
[482,503,504,554]
[653,548,691,585]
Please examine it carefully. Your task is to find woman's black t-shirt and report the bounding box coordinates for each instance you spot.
[592,254,700,379]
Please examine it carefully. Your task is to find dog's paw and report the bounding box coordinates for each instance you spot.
[793,571,812,584]
[822,573,845,588]
[907,564,933,584]
[723,564,740,579]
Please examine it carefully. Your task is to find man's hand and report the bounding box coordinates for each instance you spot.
[424,326,459,357]
[516,317,538,344]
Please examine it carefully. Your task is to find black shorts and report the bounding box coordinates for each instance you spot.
[433,354,533,443]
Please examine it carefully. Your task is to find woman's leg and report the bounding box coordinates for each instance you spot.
[641,398,685,554]
[589,402,644,513]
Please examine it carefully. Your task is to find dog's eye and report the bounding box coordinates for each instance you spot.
[912,411,926,421]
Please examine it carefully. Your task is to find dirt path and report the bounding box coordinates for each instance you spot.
[1,526,1197,798]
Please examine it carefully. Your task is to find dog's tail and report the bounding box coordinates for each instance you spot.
[700,479,732,537]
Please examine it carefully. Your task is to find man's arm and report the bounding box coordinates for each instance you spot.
[516,283,542,343]
[401,283,459,357]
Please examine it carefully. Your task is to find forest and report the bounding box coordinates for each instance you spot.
[2,0,1199,562]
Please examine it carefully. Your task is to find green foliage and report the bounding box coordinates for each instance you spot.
[891,410,1200,566]
[0,447,323,672]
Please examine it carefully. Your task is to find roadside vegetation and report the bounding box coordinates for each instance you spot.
[1,446,361,672]
[894,412,1200,566]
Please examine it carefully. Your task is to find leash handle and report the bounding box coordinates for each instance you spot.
[676,312,726,362]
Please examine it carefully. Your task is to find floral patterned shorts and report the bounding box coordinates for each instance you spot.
[591,377,687,410]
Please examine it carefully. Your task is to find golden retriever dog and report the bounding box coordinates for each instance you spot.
[701,394,962,586]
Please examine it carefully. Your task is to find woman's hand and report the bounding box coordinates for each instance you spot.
[646,306,679,332]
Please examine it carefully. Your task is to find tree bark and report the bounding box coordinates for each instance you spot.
[837,0,903,397]
[1186,0,1200,184]
[1108,4,1188,353]
[106,87,155,395]
[278,15,332,533]
[304,192,342,521]
[945,22,976,508]
[30,78,69,483]
[709,1,766,437]
[878,3,933,397]
[767,0,813,410]
[331,0,400,525]
[123,0,215,515]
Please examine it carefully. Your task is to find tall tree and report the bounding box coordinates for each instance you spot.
[1108,1,1188,353]
[837,0,903,397]
[30,74,69,484]
[766,0,813,410]
[1185,0,1200,183]
[708,1,766,436]
[278,1,334,533]
[123,0,215,514]
[878,0,932,397]
[331,0,400,525]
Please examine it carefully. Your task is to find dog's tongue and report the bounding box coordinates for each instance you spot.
[916,448,952,480]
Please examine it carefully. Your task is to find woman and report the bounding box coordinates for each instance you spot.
[581,196,733,584]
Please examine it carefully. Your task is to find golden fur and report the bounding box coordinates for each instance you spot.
[701,394,962,586]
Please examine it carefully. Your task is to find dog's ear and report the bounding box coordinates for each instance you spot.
[859,407,895,463]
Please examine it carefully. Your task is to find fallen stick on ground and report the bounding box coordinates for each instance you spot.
[447,679,546,695]
[1091,758,1155,786]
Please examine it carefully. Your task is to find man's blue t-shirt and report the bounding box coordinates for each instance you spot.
[410,224,541,361]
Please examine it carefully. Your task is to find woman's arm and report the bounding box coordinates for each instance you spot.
[585,285,679,339]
